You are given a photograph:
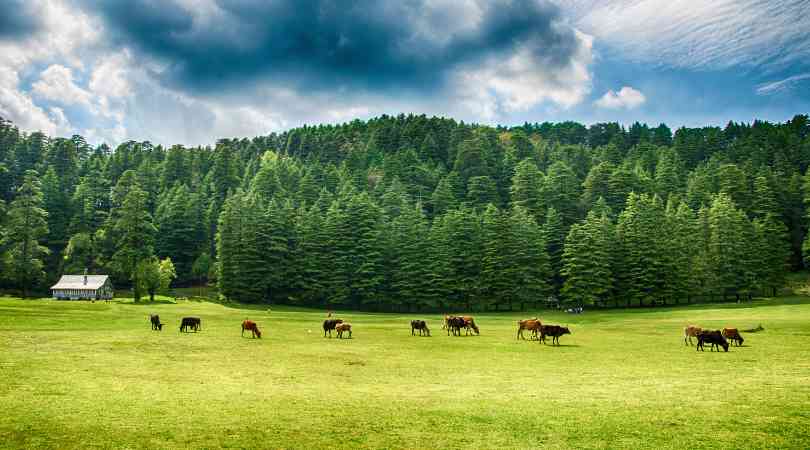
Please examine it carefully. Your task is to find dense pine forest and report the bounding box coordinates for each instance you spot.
[0,114,808,310]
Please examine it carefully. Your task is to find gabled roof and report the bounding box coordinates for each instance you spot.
[51,275,110,291]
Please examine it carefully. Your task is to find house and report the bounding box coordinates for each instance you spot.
[51,273,114,300]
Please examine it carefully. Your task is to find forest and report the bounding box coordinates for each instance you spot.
[0,113,808,310]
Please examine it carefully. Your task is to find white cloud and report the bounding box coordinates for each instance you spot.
[454,30,594,120]
[1,0,599,146]
[0,67,64,134]
[32,64,93,108]
[557,0,810,71]
[756,73,810,95]
[595,86,645,109]
[0,0,101,136]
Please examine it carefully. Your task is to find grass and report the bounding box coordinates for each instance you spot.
[0,296,809,449]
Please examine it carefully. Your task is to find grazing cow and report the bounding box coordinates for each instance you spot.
[411,320,430,336]
[517,318,542,340]
[696,330,729,352]
[722,328,744,346]
[683,325,702,346]
[336,322,352,339]
[241,320,262,338]
[149,314,163,331]
[180,317,201,333]
[460,316,479,335]
[539,325,571,346]
[323,319,343,338]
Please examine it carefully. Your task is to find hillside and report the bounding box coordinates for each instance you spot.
[0,114,809,309]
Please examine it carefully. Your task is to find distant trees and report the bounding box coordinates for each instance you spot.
[0,113,805,308]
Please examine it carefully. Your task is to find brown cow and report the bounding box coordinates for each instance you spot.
[336,322,352,339]
[683,325,702,346]
[461,316,479,335]
[517,318,542,340]
[241,320,262,338]
[722,328,744,346]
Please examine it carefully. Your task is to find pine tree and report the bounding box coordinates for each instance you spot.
[480,204,510,310]
[561,211,614,306]
[751,175,778,218]
[616,193,666,306]
[542,161,581,227]
[542,207,565,292]
[466,175,499,209]
[510,159,544,220]
[508,206,552,309]
[707,193,752,300]
[581,162,614,214]
[111,182,156,301]
[389,202,432,311]
[2,170,50,296]
[430,172,460,217]
[755,214,790,296]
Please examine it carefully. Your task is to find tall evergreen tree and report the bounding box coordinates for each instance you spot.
[110,182,156,301]
[2,170,50,296]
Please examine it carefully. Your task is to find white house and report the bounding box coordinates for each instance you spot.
[51,274,114,300]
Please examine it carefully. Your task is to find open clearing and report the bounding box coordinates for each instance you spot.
[1,297,809,449]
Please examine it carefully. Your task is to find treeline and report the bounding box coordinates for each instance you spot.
[0,114,807,308]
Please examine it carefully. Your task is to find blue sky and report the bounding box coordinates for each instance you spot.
[0,0,808,146]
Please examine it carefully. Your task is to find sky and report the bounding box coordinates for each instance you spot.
[0,0,808,147]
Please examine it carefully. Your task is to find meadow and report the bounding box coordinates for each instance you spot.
[0,296,809,449]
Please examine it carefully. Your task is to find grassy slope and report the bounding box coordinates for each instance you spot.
[0,297,808,449]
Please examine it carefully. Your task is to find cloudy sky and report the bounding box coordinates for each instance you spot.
[1,0,808,146]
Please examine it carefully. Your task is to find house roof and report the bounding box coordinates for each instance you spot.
[51,275,110,291]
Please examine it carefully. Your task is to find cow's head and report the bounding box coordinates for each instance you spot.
[562,327,571,335]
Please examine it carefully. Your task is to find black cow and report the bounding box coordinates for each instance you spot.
[445,316,466,336]
[323,319,343,338]
[411,320,430,336]
[180,317,201,333]
[697,330,729,352]
[149,314,163,331]
[539,325,571,346]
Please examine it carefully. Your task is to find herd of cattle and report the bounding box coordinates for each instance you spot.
[148,313,750,352]
[683,325,747,352]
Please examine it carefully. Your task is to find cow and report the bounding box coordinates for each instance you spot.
[696,330,729,352]
[722,328,744,346]
[323,319,343,338]
[539,325,570,346]
[683,325,702,346]
[336,322,352,339]
[180,317,201,333]
[444,316,467,336]
[460,316,479,335]
[241,320,262,338]
[149,314,163,331]
[411,320,430,336]
[517,318,542,340]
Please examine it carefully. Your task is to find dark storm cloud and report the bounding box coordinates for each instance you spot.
[0,0,40,40]
[85,0,581,93]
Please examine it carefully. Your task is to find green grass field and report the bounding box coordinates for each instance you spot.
[1,297,809,449]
